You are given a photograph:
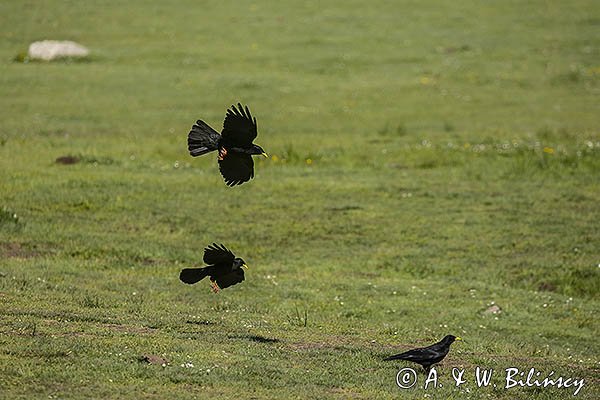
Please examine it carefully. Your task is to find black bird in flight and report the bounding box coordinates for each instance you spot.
[187,103,267,186]
[384,335,461,373]
[179,243,248,293]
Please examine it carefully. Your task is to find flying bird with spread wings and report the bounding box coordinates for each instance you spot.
[179,243,248,293]
[187,103,267,186]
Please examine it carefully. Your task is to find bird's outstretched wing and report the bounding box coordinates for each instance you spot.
[214,268,245,289]
[221,103,257,148]
[203,243,235,265]
[218,152,254,186]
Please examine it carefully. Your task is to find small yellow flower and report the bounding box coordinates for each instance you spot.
[543,147,554,154]
[588,66,600,75]
[306,158,313,165]
[271,154,279,162]
[419,76,432,85]
[463,143,471,148]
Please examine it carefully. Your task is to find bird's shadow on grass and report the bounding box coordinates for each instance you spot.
[230,334,281,344]
[181,322,280,345]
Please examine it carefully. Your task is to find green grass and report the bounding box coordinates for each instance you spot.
[1,0,599,398]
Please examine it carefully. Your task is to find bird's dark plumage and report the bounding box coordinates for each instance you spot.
[179,243,247,292]
[221,103,257,148]
[384,335,461,372]
[187,120,221,157]
[218,151,255,187]
[187,103,266,186]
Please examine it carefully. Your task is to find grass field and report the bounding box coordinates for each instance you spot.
[1,1,599,398]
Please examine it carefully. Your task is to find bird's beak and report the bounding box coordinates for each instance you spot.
[241,264,249,269]
[261,152,269,158]
[456,337,462,341]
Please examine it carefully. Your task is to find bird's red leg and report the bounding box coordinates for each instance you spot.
[210,280,221,293]
[218,147,228,161]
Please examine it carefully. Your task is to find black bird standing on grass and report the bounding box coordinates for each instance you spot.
[384,335,461,373]
[187,103,268,186]
[179,243,248,293]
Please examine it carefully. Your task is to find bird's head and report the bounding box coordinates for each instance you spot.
[249,144,268,158]
[233,258,248,270]
[444,335,462,344]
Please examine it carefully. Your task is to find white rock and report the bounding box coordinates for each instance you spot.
[28,40,89,61]
[484,304,502,314]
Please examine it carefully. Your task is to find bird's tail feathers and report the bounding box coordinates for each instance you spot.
[188,120,220,157]
[383,354,407,361]
[179,267,210,284]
